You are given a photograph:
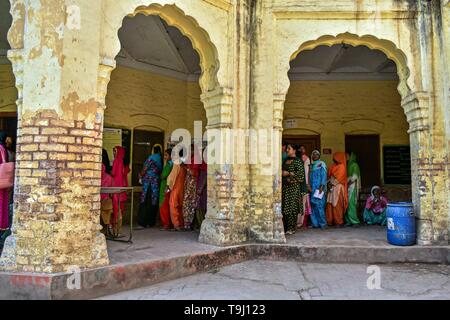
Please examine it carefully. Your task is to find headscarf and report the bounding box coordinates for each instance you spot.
[311,150,327,172]
[149,145,163,173]
[347,152,361,178]
[111,146,127,188]
[102,148,112,174]
[328,152,348,210]
[370,185,381,198]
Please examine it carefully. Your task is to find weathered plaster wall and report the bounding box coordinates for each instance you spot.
[0,64,17,112]
[284,80,409,168]
[104,66,205,137]
[0,0,448,274]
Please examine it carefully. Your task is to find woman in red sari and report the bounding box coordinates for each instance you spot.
[111,146,129,234]
[326,152,348,227]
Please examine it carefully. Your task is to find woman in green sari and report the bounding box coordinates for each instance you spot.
[345,152,361,226]
[282,144,306,235]
[159,148,173,230]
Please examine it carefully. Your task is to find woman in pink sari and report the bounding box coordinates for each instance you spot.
[0,132,10,230]
[111,146,129,234]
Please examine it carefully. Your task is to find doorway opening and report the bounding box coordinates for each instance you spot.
[102,13,208,243]
[282,43,412,233]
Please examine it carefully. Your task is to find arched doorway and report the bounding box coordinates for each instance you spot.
[279,35,414,236]
[98,4,221,247]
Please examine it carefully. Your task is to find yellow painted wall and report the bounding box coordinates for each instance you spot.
[0,64,18,113]
[284,80,410,181]
[104,65,206,185]
[105,65,205,138]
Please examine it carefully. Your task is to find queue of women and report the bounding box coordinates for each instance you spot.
[100,144,207,236]
[281,142,388,235]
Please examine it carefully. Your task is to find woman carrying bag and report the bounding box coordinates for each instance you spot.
[0,132,14,231]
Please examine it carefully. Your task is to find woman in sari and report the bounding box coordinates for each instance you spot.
[195,159,207,230]
[363,186,388,226]
[282,144,305,235]
[182,145,201,230]
[110,146,129,235]
[345,152,361,226]
[138,145,163,228]
[167,150,187,230]
[102,148,112,174]
[0,132,9,231]
[100,164,114,235]
[326,152,348,227]
[298,145,311,228]
[159,149,173,230]
[309,150,328,229]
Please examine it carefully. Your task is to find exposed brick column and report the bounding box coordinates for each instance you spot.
[0,111,108,272]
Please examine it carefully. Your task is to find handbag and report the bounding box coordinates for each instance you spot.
[0,149,14,189]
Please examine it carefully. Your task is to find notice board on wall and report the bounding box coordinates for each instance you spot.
[383,145,411,185]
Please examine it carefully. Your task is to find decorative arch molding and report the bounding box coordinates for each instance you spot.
[133,125,165,132]
[286,33,411,99]
[275,32,428,133]
[5,0,25,114]
[341,119,385,135]
[100,2,220,96]
[129,113,170,132]
[282,117,325,134]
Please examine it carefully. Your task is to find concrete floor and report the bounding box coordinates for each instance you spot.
[107,225,389,265]
[97,260,450,300]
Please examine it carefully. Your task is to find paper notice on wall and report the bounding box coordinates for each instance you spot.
[103,128,122,166]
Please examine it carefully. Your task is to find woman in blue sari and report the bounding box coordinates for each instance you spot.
[137,145,163,228]
[309,150,328,229]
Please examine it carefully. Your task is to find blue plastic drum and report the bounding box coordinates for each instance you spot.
[386,202,416,246]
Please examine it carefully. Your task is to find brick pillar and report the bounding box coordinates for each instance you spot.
[0,111,108,272]
[0,0,107,272]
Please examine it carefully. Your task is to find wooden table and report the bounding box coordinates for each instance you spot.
[100,186,142,244]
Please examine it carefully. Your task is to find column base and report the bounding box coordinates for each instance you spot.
[199,218,246,246]
[0,235,18,272]
[0,227,109,273]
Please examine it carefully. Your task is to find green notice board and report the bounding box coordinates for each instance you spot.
[383,145,411,184]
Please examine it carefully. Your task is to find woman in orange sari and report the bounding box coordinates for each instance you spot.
[326,152,348,227]
[167,150,186,231]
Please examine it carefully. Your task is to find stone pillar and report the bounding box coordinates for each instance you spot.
[402,91,448,245]
[244,1,285,244]
[199,88,248,246]
[0,0,108,272]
